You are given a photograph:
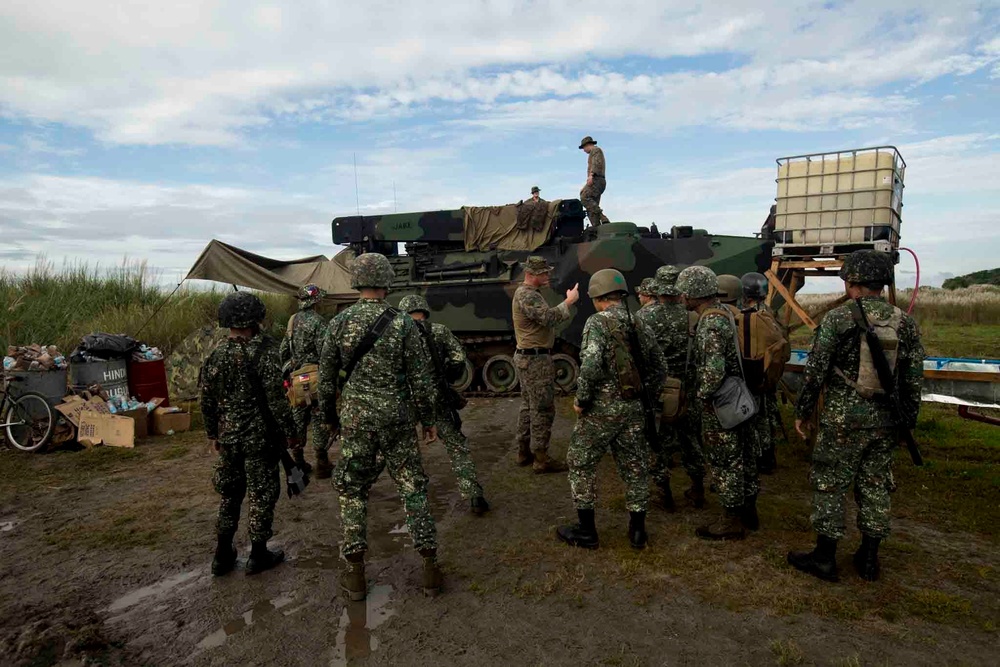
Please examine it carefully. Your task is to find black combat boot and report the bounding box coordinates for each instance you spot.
[211,532,237,576]
[628,511,648,550]
[340,552,367,601]
[742,494,760,531]
[419,548,443,596]
[315,448,333,480]
[657,479,676,513]
[758,449,777,475]
[695,507,746,541]
[292,448,312,475]
[684,478,706,509]
[245,542,285,576]
[787,534,839,582]
[556,509,600,549]
[853,534,882,582]
[470,496,490,516]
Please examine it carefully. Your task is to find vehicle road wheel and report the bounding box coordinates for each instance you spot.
[450,359,475,392]
[551,354,579,393]
[482,355,519,393]
[4,392,55,452]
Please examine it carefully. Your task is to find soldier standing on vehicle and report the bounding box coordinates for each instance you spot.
[399,295,490,516]
[319,253,443,600]
[530,186,543,203]
[678,266,759,540]
[788,250,924,583]
[201,292,298,577]
[557,269,667,550]
[656,264,707,509]
[512,256,580,473]
[579,136,610,226]
[279,284,332,478]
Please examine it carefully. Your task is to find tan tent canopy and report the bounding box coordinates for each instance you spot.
[185,240,359,304]
[463,199,562,252]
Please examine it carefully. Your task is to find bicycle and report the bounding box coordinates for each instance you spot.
[1,374,55,452]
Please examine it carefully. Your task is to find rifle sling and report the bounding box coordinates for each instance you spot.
[343,306,398,384]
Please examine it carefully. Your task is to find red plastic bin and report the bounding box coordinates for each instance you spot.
[127,359,170,406]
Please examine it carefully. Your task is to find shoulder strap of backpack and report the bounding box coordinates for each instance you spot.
[285,313,297,360]
[343,306,399,384]
[697,307,747,381]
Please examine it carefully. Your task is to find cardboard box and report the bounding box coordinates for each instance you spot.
[78,411,135,448]
[119,407,150,439]
[55,396,110,428]
[152,406,191,435]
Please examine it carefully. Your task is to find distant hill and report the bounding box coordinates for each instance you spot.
[943,268,1000,290]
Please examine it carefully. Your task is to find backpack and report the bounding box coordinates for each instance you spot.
[734,308,789,392]
[596,315,642,399]
[835,303,903,399]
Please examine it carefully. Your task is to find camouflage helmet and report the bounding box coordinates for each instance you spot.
[297,283,326,309]
[351,252,395,289]
[840,249,893,284]
[218,292,266,328]
[717,274,742,304]
[399,294,431,316]
[677,265,719,300]
[636,277,658,296]
[654,265,682,296]
[741,272,769,301]
[589,268,629,299]
[523,256,554,275]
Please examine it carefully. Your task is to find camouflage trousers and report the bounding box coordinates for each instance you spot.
[700,402,759,509]
[334,421,437,557]
[293,403,332,453]
[811,427,896,540]
[652,411,705,485]
[213,444,280,543]
[514,354,556,454]
[758,391,779,459]
[568,404,650,512]
[432,414,484,500]
[580,177,608,225]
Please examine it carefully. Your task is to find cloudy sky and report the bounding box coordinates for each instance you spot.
[1,1,997,289]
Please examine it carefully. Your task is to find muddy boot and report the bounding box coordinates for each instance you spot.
[628,511,648,550]
[758,450,777,475]
[532,450,568,474]
[245,542,285,576]
[211,533,237,576]
[695,508,746,541]
[315,448,333,480]
[853,534,881,582]
[516,443,534,467]
[742,494,760,531]
[657,479,676,513]
[556,509,600,549]
[470,496,490,516]
[419,549,443,597]
[292,448,312,475]
[340,553,366,601]
[684,478,706,509]
[788,534,839,582]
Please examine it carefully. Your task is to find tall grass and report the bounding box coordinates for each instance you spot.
[796,286,1000,326]
[2,260,296,355]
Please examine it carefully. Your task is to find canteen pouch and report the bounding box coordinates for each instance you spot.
[659,376,686,423]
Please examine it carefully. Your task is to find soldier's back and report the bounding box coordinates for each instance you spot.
[201,335,272,452]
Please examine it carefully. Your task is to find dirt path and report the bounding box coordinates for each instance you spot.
[0,397,996,666]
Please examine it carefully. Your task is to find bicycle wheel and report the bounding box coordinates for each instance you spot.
[4,392,55,452]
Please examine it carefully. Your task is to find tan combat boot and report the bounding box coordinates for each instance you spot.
[340,553,366,601]
[695,508,746,541]
[516,443,534,467]
[532,450,568,474]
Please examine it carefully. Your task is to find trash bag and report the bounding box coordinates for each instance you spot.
[72,332,139,361]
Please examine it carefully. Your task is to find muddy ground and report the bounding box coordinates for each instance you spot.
[0,397,997,666]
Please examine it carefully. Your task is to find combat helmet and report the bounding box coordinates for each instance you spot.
[676,265,719,300]
[589,268,629,299]
[399,294,431,316]
[840,250,893,285]
[717,274,742,304]
[297,283,326,309]
[218,292,266,329]
[351,252,395,289]
[636,277,658,297]
[741,272,769,301]
[655,265,682,296]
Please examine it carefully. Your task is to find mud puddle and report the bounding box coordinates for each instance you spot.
[196,594,300,651]
[106,569,205,621]
[330,584,396,666]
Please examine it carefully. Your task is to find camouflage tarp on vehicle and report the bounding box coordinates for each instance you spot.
[463,201,562,252]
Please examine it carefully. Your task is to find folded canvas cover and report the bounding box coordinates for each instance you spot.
[463,200,562,252]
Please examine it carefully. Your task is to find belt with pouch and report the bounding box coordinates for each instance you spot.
[515,348,551,356]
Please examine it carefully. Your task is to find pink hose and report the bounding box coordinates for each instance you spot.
[899,247,919,314]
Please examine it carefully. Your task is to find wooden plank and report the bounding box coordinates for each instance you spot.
[771,260,844,270]
[766,269,817,330]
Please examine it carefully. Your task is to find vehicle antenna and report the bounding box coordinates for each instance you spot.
[354,153,361,216]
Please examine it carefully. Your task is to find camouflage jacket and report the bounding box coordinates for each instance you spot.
[693,301,743,401]
[417,320,466,408]
[587,146,606,178]
[279,307,327,368]
[796,296,924,429]
[199,333,297,454]
[576,302,667,416]
[512,284,571,349]
[637,301,689,373]
[318,298,437,430]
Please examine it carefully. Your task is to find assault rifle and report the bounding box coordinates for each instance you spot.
[624,304,660,453]
[416,321,466,428]
[853,299,924,467]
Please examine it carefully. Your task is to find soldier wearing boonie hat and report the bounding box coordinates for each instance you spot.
[579,136,610,226]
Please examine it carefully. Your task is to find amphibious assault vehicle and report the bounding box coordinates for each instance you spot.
[332,199,772,393]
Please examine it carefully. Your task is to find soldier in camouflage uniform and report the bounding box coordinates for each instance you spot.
[399,295,490,516]
[319,253,443,600]
[656,264,707,508]
[678,266,758,540]
[579,136,610,226]
[279,284,333,478]
[557,269,667,551]
[201,292,298,577]
[717,274,742,311]
[788,250,924,582]
[741,272,780,474]
[511,255,580,473]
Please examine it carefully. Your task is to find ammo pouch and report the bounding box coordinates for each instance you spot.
[700,308,758,430]
[286,364,320,407]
